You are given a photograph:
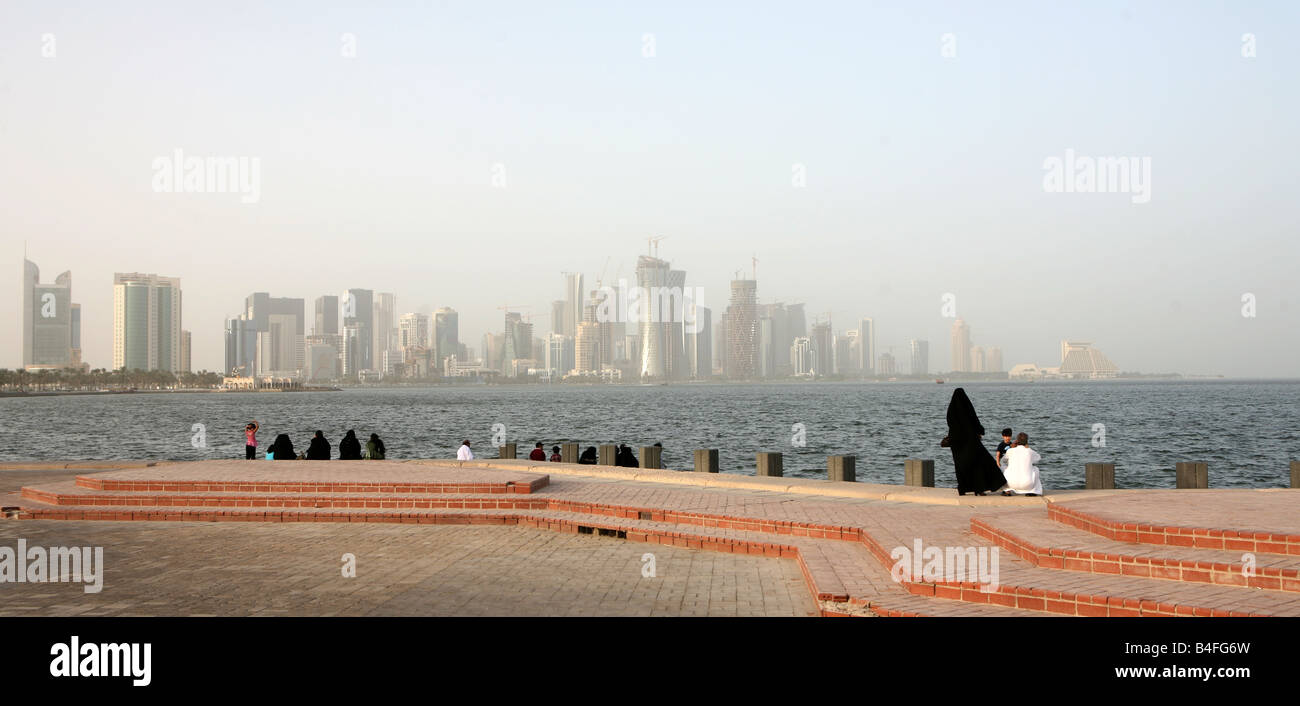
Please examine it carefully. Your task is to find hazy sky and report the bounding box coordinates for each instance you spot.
[2,1,1297,376]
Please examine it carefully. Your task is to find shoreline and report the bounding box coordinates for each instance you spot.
[6,376,1293,398]
[0,387,342,398]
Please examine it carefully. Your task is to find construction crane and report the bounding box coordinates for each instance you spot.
[752,255,758,281]
[497,304,531,319]
[496,304,537,328]
[647,236,667,258]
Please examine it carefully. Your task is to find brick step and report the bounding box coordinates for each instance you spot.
[809,540,1055,618]
[900,556,1295,616]
[850,512,1300,616]
[1050,502,1300,557]
[974,513,1300,594]
[21,482,554,510]
[70,464,549,495]
[20,481,871,539]
[5,498,1050,617]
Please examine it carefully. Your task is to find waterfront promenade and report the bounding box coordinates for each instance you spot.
[2,459,1298,617]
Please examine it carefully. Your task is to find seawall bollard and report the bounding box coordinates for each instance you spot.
[694,449,719,473]
[498,443,517,460]
[598,444,617,466]
[1175,461,1208,489]
[641,446,662,469]
[1085,462,1115,490]
[756,452,783,477]
[1291,461,1299,489]
[828,455,856,482]
[561,443,579,464]
[904,459,934,487]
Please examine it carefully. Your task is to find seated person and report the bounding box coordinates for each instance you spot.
[1001,433,1043,496]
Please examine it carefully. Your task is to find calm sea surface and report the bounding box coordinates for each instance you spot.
[1,380,1297,489]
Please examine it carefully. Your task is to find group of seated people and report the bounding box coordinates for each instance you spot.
[525,442,652,467]
[261,427,387,461]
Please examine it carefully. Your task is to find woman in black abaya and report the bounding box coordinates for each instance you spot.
[941,388,1007,495]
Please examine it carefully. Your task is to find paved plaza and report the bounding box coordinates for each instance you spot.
[3,460,1298,617]
[0,516,815,617]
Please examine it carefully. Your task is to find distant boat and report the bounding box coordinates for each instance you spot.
[935,379,944,384]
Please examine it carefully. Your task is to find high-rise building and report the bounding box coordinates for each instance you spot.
[686,304,712,379]
[340,289,374,373]
[810,321,833,377]
[575,321,600,373]
[633,255,687,380]
[564,273,584,338]
[878,352,897,376]
[857,318,876,377]
[790,337,814,376]
[180,330,192,373]
[758,317,775,377]
[305,334,342,381]
[909,339,930,376]
[340,325,363,376]
[314,296,339,335]
[787,303,807,340]
[950,318,971,373]
[70,303,83,368]
[434,307,459,364]
[588,283,624,369]
[22,259,77,370]
[758,303,793,378]
[545,333,574,378]
[969,345,986,374]
[398,313,429,355]
[550,300,566,336]
[834,333,853,375]
[113,273,183,372]
[256,313,301,376]
[713,315,727,376]
[305,339,340,381]
[501,311,533,375]
[373,293,398,374]
[987,346,1003,374]
[725,278,758,379]
[244,292,304,370]
[224,317,258,376]
[482,332,503,371]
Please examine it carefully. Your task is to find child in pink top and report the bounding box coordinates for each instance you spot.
[244,421,259,460]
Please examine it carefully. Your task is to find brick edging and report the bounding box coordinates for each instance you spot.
[971,517,1300,595]
[73,475,549,495]
[10,497,929,617]
[1049,504,1300,557]
[16,486,1279,617]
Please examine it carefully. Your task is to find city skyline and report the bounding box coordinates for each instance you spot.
[3,2,1296,377]
[6,251,1274,379]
